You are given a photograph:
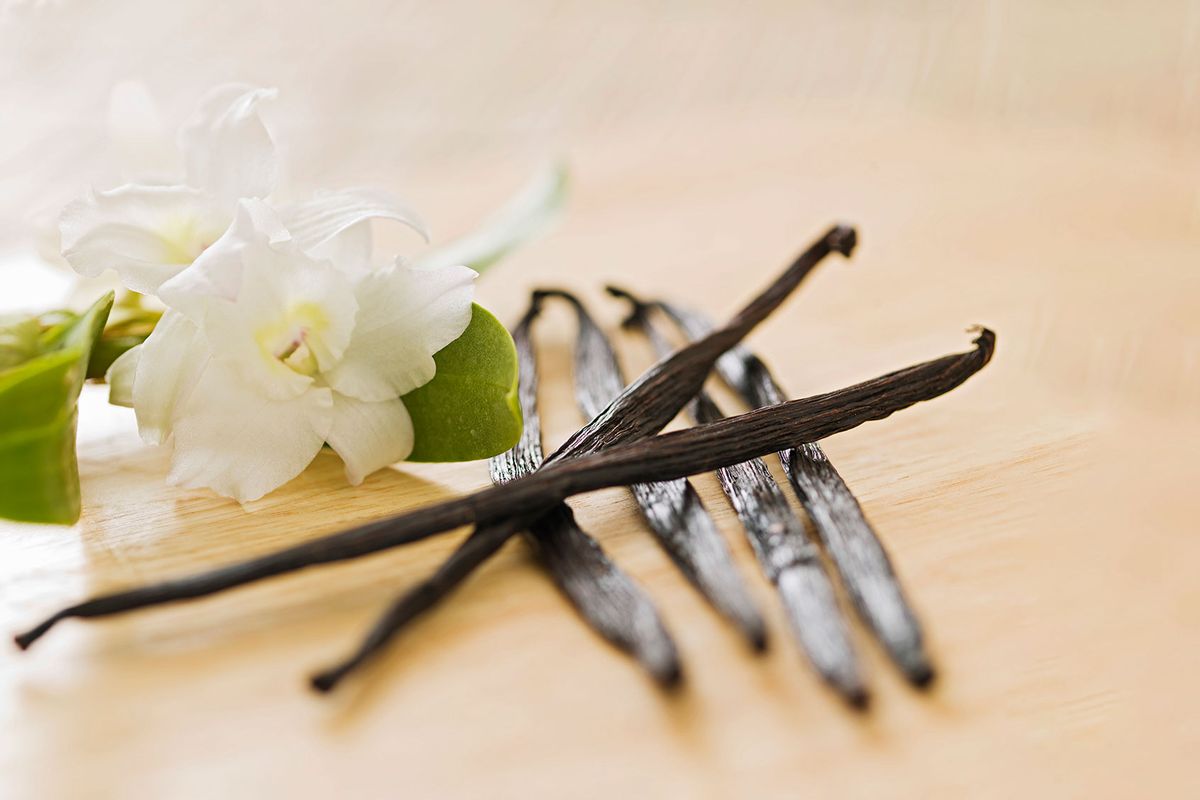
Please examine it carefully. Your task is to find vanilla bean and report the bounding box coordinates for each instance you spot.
[656,300,937,686]
[535,289,765,649]
[613,287,865,706]
[15,327,993,650]
[504,305,681,684]
[311,302,680,692]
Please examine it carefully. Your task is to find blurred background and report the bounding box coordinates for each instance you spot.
[1,2,1198,798]
[4,1,1200,248]
[3,1,1198,416]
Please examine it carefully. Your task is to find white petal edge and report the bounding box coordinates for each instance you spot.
[59,184,229,295]
[326,394,415,485]
[178,84,279,205]
[281,188,429,273]
[132,310,210,444]
[106,344,140,407]
[167,359,333,502]
[325,261,476,402]
[305,219,372,274]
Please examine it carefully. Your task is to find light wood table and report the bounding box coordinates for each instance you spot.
[2,2,1197,797]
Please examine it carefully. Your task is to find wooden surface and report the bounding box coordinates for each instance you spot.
[2,2,1199,798]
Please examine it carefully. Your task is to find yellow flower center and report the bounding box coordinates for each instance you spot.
[158,214,221,264]
[256,302,331,377]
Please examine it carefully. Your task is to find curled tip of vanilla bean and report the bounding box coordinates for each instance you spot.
[530,287,581,309]
[826,224,858,258]
[604,285,655,328]
[968,327,996,361]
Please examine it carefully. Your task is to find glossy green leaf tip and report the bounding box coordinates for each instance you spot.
[403,303,522,462]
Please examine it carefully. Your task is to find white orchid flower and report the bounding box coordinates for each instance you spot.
[59,83,427,296]
[108,200,475,502]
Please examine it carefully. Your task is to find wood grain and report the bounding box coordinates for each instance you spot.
[2,2,1198,798]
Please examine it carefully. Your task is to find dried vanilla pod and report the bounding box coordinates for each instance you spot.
[655,299,935,686]
[534,288,766,650]
[612,286,865,706]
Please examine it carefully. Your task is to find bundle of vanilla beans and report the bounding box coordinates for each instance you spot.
[15,225,995,709]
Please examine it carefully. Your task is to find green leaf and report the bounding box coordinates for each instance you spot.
[0,293,114,524]
[414,161,568,274]
[0,314,42,371]
[402,303,522,462]
[87,332,150,380]
[87,303,161,379]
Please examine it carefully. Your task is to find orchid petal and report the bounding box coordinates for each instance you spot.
[325,261,476,402]
[326,394,414,485]
[281,188,429,273]
[60,185,228,295]
[158,199,291,323]
[200,239,357,400]
[132,310,209,444]
[306,220,372,273]
[178,84,278,205]
[167,359,333,502]
[161,201,357,400]
[106,344,140,407]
